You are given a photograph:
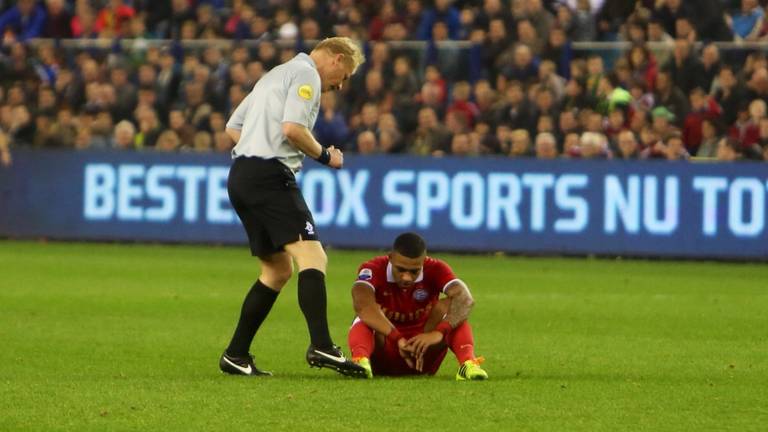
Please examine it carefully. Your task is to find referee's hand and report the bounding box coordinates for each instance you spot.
[328,146,344,169]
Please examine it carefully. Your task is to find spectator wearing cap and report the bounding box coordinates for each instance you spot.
[651,106,678,139]
[0,0,46,41]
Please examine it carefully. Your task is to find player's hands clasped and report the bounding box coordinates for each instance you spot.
[406,331,444,372]
[397,337,416,369]
[328,145,343,169]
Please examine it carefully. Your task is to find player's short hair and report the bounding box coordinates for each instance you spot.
[393,232,426,258]
[313,37,366,73]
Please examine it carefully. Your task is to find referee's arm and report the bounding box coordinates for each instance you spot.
[283,122,343,168]
[226,128,241,144]
[282,122,324,159]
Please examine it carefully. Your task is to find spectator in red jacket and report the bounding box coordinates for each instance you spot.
[683,87,722,153]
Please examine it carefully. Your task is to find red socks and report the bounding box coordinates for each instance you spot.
[446,321,476,364]
[348,320,375,359]
[348,319,477,365]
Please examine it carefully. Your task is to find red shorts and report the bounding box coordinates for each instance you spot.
[370,325,448,376]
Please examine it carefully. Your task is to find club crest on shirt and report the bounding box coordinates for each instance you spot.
[413,288,429,302]
[298,84,313,100]
[305,221,315,235]
[357,268,373,281]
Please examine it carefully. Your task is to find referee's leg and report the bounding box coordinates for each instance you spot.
[284,239,333,349]
[225,252,292,358]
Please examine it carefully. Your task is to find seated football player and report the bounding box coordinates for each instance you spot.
[347,232,488,380]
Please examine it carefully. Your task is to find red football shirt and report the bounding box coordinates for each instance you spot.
[355,256,459,329]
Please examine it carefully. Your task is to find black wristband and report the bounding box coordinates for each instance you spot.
[315,147,331,165]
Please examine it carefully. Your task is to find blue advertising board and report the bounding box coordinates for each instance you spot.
[1,149,767,259]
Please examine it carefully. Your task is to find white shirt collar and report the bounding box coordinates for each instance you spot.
[386,260,424,284]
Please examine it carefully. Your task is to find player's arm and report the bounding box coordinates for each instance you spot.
[351,282,397,336]
[352,282,415,366]
[407,280,475,370]
[442,280,475,327]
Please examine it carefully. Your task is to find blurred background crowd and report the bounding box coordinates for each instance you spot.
[2,0,768,167]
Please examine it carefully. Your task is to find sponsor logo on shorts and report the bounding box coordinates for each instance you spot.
[413,288,429,302]
[305,221,315,235]
[298,84,313,100]
[357,268,373,281]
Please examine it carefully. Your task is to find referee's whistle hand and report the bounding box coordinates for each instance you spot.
[328,146,344,169]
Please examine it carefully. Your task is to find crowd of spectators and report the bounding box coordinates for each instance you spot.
[2,0,768,167]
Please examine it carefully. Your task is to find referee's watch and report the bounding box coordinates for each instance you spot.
[315,147,331,165]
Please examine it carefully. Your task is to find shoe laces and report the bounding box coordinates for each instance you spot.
[469,356,485,366]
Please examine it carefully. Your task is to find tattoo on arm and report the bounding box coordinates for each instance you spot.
[444,280,474,327]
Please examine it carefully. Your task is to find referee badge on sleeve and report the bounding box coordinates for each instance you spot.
[298,84,313,100]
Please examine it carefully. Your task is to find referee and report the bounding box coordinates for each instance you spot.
[219,37,367,378]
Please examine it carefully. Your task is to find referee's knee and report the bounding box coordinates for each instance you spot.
[285,240,327,272]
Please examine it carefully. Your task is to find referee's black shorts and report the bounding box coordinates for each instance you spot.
[227,156,318,257]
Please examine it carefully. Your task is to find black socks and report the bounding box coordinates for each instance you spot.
[226,280,279,357]
[297,269,333,350]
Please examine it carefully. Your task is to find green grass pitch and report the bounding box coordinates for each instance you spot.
[1,240,767,431]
